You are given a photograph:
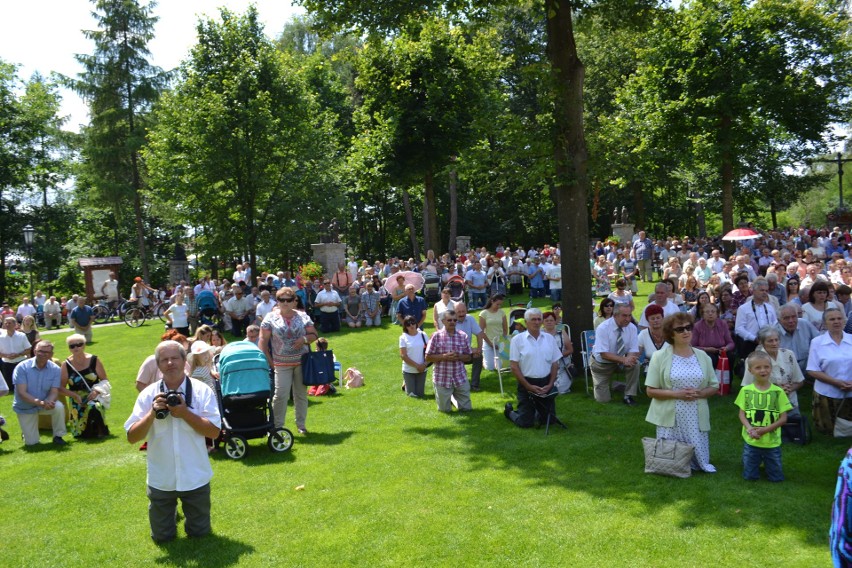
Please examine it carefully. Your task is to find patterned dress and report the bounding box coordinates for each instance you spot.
[64,355,109,438]
[593,264,611,296]
[656,354,716,473]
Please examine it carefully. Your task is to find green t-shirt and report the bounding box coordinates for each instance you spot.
[734,383,792,448]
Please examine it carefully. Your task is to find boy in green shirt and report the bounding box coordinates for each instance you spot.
[734,351,793,482]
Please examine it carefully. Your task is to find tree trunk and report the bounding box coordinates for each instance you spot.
[770,198,777,229]
[401,186,420,260]
[719,114,735,255]
[447,164,458,254]
[546,0,594,366]
[423,167,440,255]
[629,179,645,231]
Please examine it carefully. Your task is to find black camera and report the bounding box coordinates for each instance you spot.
[155,390,183,419]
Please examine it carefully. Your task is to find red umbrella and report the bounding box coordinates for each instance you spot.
[722,228,760,241]
[383,271,426,294]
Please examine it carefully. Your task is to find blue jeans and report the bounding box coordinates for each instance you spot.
[550,288,562,302]
[742,443,784,481]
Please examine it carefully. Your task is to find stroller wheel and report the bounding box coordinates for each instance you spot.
[268,428,293,453]
[224,435,247,459]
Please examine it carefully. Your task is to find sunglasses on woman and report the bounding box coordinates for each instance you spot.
[278,297,295,303]
[672,325,693,333]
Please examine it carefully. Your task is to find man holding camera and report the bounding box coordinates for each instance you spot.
[124,341,221,543]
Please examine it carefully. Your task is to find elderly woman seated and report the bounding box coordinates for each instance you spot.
[690,303,735,367]
[743,326,805,416]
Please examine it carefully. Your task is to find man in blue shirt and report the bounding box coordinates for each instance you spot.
[527,258,545,299]
[464,261,488,309]
[396,284,427,329]
[13,340,67,445]
[631,231,654,282]
[69,296,94,344]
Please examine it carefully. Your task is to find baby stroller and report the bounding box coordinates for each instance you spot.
[446,275,466,303]
[216,341,293,459]
[423,271,441,304]
[196,290,221,330]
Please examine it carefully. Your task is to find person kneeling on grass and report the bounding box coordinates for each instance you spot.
[734,350,792,482]
[425,310,472,412]
[125,341,221,542]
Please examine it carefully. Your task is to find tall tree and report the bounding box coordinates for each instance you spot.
[67,0,168,282]
[146,7,340,274]
[618,0,852,235]
[352,17,501,254]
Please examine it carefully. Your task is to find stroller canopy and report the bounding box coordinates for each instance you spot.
[218,341,271,397]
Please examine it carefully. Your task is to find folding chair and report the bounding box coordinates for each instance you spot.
[580,329,596,395]
[494,337,511,396]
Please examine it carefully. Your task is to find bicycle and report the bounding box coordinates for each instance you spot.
[92,296,129,324]
[123,296,171,328]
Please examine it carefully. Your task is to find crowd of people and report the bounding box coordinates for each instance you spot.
[5,225,852,553]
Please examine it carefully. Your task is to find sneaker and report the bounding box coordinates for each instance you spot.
[298,428,308,435]
[623,396,637,407]
[53,436,67,446]
[0,428,8,441]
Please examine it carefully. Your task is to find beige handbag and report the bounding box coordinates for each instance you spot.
[835,400,852,438]
[642,437,695,478]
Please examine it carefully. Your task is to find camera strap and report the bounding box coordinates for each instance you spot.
[159,377,193,409]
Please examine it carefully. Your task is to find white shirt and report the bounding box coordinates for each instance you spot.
[593,317,640,363]
[0,331,31,363]
[16,304,36,319]
[734,298,778,342]
[807,332,852,399]
[232,270,247,284]
[124,378,221,492]
[400,331,429,373]
[255,299,275,322]
[638,302,680,327]
[509,330,560,378]
[315,289,342,313]
[43,301,61,315]
[546,265,562,290]
[225,295,254,318]
[102,279,119,300]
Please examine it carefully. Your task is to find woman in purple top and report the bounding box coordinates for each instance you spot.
[690,303,735,367]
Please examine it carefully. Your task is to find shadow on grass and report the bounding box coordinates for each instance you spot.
[296,429,355,446]
[154,533,254,567]
[403,393,842,546]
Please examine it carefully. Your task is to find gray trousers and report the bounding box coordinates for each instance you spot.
[147,483,211,542]
[589,358,640,403]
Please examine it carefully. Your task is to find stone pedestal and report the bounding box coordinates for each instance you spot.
[170,260,192,285]
[455,236,471,254]
[311,242,348,279]
[611,223,635,247]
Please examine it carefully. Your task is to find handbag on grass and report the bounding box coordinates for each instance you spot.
[642,437,694,478]
[301,349,336,386]
[835,400,852,438]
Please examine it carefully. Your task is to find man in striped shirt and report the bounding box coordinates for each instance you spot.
[426,310,473,412]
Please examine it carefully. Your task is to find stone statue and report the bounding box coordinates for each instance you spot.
[613,207,620,224]
[621,206,629,224]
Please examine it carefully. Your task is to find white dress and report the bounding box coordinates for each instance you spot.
[656,354,716,473]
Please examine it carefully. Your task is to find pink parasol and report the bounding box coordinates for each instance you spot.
[722,228,760,241]
[383,271,425,294]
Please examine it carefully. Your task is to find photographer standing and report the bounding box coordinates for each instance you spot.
[124,341,221,543]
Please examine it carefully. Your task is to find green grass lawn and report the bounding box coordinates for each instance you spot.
[1,283,846,567]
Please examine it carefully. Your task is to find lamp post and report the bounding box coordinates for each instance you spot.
[22,224,34,302]
[809,152,852,211]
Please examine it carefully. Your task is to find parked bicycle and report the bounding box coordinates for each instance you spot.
[92,296,129,324]
[123,298,169,328]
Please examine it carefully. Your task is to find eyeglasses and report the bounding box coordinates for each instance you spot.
[444,319,457,323]
[68,342,85,349]
[278,297,296,303]
[672,325,693,333]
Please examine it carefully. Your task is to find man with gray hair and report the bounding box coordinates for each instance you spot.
[775,304,818,376]
[12,340,67,445]
[505,308,562,427]
[735,277,778,358]
[766,272,787,306]
[591,304,641,405]
[125,340,221,542]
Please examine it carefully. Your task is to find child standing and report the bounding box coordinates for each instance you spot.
[189,341,219,394]
[734,351,793,481]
